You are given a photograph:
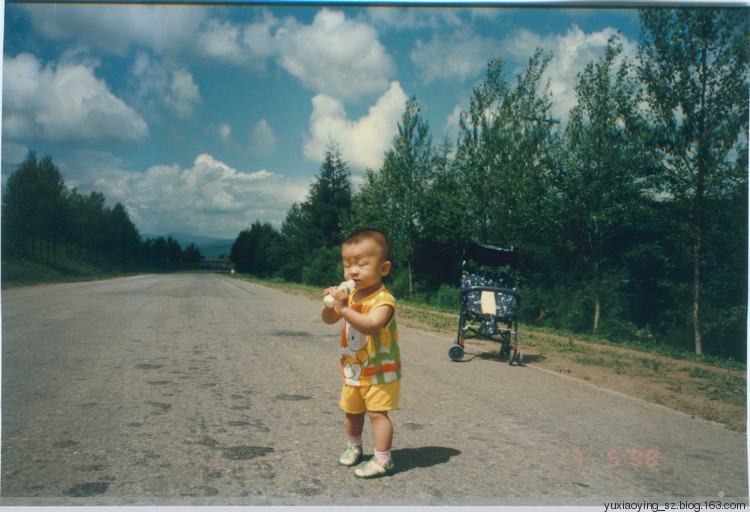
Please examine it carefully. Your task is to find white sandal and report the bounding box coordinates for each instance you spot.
[354,457,394,478]
[339,445,362,466]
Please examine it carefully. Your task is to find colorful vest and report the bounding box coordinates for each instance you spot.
[340,285,401,386]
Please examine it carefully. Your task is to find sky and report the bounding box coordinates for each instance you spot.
[2,2,645,240]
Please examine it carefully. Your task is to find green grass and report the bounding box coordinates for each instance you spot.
[2,249,124,289]
[683,366,746,406]
[574,354,632,375]
[549,338,586,354]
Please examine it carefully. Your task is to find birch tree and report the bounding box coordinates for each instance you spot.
[637,8,749,355]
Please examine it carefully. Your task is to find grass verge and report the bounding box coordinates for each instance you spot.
[2,254,119,289]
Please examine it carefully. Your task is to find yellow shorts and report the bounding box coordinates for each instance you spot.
[339,380,401,414]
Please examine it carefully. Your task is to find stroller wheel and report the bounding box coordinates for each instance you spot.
[517,351,524,366]
[449,344,464,362]
[507,348,516,365]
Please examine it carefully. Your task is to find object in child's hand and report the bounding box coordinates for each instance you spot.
[323,279,356,308]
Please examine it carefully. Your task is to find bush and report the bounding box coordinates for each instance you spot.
[386,267,411,299]
[433,284,460,311]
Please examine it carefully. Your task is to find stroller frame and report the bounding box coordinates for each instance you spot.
[449,243,522,365]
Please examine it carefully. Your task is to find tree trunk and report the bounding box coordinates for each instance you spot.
[693,217,703,356]
[407,260,413,297]
[692,165,705,356]
[593,290,601,335]
[692,33,707,357]
[693,256,702,356]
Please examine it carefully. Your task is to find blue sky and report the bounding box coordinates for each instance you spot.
[2,3,643,239]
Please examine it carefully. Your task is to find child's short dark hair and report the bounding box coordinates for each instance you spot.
[344,228,391,262]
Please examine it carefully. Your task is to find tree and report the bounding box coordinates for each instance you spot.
[231,221,283,276]
[2,152,39,257]
[456,50,557,249]
[637,8,749,355]
[456,58,509,245]
[105,203,141,269]
[418,138,472,287]
[558,34,645,334]
[282,141,352,250]
[2,151,67,262]
[76,191,107,262]
[280,141,353,281]
[347,97,433,296]
[307,140,353,248]
[183,244,203,265]
[37,155,68,263]
[381,96,433,295]
[164,237,183,269]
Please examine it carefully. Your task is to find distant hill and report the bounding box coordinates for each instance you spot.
[142,232,234,259]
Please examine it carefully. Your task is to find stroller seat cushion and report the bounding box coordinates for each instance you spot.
[462,270,517,317]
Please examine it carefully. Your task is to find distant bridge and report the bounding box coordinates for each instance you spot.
[199,258,234,272]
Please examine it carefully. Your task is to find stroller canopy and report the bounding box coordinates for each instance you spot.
[463,243,518,268]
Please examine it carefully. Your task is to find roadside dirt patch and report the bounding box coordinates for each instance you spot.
[444,326,746,432]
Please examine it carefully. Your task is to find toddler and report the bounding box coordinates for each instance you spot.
[321,228,401,479]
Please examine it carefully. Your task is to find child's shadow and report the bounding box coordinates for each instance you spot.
[391,446,461,474]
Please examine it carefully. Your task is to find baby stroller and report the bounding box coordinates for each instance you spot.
[448,243,522,365]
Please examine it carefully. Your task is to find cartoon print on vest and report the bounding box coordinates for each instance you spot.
[342,323,369,381]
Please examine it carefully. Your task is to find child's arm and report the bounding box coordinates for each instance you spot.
[338,304,394,336]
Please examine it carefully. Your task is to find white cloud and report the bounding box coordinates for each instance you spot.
[500,25,636,124]
[165,69,202,119]
[193,9,395,100]
[87,153,311,238]
[411,29,497,84]
[250,119,277,156]
[218,124,233,146]
[199,11,278,62]
[304,81,408,172]
[198,18,248,65]
[21,3,277,75]
[363,8,463,31]
[129,52,202,119]
[242,12,278,58]
[22,5,394,103]
[197,17,275,70]
[274,9,394,100]
[22,4,204,56]
[2,53,148,143]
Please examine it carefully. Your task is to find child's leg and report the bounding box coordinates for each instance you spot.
[354,411,394,478]
[368,410,393,452]
[339,412,365,466]
[345,412,365,443]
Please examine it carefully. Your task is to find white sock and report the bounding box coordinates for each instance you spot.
[348,435,362,447]
[374,448,391,465]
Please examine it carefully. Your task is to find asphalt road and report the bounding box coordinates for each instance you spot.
[1,273,747,506]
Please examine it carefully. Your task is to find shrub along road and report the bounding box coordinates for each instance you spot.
[1,273,747,506]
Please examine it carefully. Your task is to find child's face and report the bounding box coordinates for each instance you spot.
[342,238,391,293]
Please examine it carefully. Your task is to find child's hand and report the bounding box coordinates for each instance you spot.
[323,286,337,305]
[324,286,349,310]
[323,280,355,308]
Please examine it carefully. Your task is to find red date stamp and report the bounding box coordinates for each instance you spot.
[574,449,659,468]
